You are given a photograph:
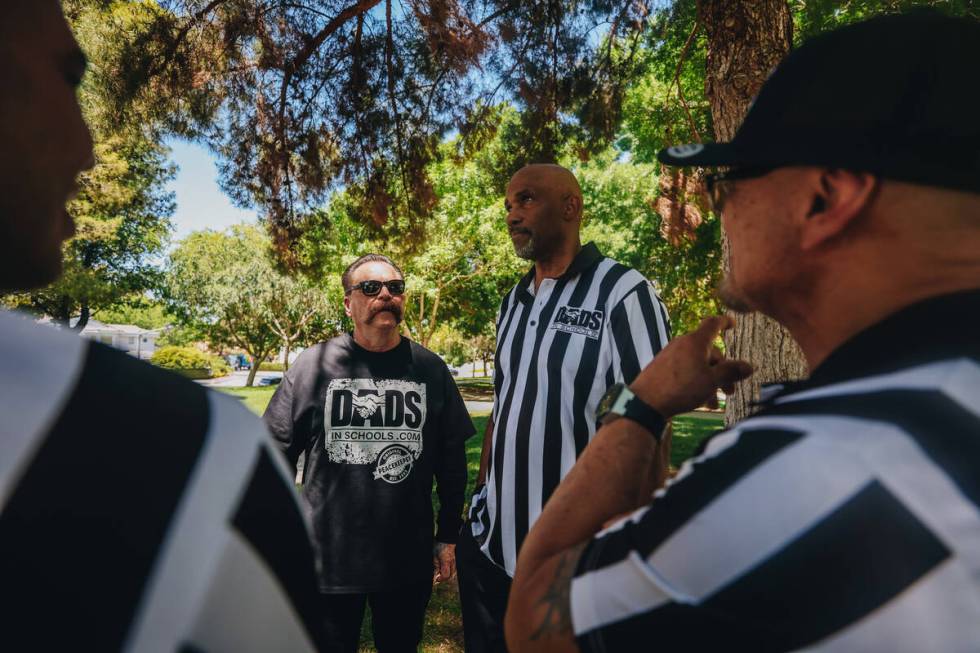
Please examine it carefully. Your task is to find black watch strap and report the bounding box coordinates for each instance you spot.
[598,383,667,441]
[622,394,667,441]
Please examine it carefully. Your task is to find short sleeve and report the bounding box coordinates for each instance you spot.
[607,280,671,384]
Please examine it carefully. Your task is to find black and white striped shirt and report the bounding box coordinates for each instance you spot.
[0,310,322,652]
[471,243,670,576]
[571,289,980,652]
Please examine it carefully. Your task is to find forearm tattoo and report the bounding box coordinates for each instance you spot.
[530,542,588,642]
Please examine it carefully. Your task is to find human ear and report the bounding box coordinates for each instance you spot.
[343,295,353,318]
[799,169,877,251]
[564,193,582,221]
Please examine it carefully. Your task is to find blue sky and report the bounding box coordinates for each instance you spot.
[166,138,258,240]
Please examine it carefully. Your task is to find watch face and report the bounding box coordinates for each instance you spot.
[597,383,625,417]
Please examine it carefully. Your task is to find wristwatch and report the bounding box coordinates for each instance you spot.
[596,383,666,440]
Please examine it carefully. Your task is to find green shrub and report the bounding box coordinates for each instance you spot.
[259,361,286,371]
[209,355,232,377]
[152,347,234,379]
[152,346,212,369]
[152,346,228,379]
[155,324,202,348]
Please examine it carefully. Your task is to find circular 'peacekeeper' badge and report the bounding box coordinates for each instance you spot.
[373,444,415,484]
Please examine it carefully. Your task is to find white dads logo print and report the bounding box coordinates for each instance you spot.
[324,378,426,483]
[551,305,604,340]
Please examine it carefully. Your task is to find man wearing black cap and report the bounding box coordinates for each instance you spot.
[505,11,980,652]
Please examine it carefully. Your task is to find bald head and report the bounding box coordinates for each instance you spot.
[510,164,583,215]
[504,164,584,263]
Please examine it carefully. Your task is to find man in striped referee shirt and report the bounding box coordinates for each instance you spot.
[458,164,671,652]
[1,2,323,650]
[506,11,980,653]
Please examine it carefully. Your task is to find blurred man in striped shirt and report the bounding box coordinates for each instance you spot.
[0,3,322,650]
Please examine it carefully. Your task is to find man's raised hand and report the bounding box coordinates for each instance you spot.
[630,316,754,418]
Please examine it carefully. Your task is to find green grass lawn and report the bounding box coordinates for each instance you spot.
[219,385,278,415]
[670,411,724,468]
[453,376,494,401]
[216,387,721,652]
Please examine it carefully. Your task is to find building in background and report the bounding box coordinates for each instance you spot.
[78,320,161,360]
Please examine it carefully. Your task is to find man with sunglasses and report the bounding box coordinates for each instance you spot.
[505,11,980,653]
[264,253,472,652]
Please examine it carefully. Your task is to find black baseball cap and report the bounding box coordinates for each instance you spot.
[658,11,980,195]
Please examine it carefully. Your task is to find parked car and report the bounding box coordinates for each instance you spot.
[225,354,251,371]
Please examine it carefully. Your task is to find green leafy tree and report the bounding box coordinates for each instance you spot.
[266,274,334,371]
[791,0,978,41]
[165,226,279,386]
[82,0,656,259]
[429,325,469,366]
[165,225,334,385]
[95,300,172,330]
[470,331,496,377]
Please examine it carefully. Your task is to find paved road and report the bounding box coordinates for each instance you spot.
[465,400,493,414]
[197,370,283,388]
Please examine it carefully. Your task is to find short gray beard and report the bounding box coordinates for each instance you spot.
[514,234,537,260]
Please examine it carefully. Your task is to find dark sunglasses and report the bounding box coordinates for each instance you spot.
[704,166,775,214]
[345,279,406,296]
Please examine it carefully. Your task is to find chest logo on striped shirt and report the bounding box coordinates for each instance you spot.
[551,305,604,339]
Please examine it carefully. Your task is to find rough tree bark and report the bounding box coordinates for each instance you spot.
[72,303,91,332]
[245,349,269,387]
[282,340,293,373]
[699,0,808,426]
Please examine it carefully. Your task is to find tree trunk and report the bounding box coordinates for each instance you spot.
[72,302,90,332]
[424,289,441,348]
[51,295,72,328]
[283,340,291,373]
[245,352,262,387]
[700,0,807,426]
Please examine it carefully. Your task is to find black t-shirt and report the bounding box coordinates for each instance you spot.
[263,334,473,593]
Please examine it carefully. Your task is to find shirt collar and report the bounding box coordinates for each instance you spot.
[516,242,603,303]
[760,288,980,404]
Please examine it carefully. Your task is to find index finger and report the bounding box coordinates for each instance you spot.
[693,315,735,348]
